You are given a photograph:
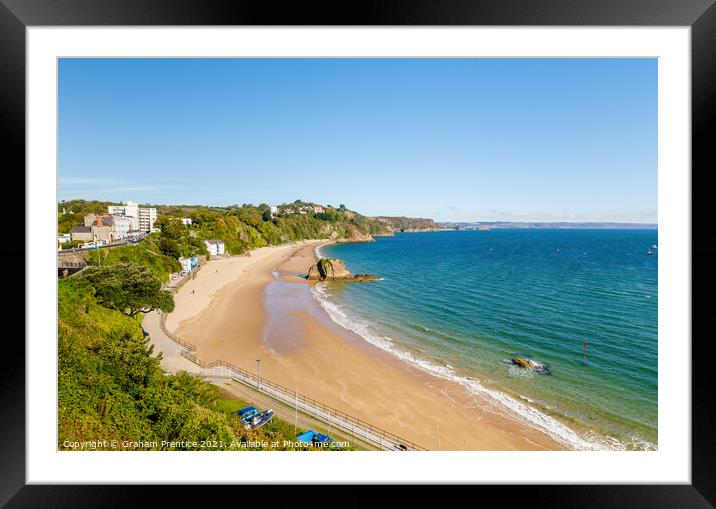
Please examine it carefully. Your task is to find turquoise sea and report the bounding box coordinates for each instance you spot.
[316,229,658,450]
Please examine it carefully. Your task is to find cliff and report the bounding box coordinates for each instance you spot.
[374,216,441,233]
[340,224,374,243]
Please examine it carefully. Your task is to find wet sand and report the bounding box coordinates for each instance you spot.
[171,241,566,450]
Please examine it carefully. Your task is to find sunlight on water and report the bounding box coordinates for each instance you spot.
[317,229,658,450]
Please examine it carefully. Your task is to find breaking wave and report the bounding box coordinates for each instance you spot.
[310,283,655,451]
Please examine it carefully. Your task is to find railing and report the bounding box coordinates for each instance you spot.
[158,312,197,352]
[157,261,206,349]
[57,261,87,268]
[177,350,426,451]
[158,316,426,450]
[57,233,149,253]
[155,247,427,451]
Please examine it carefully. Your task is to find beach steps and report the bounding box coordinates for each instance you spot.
[179,350,426,451]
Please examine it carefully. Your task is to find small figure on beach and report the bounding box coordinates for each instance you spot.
[191,290,195,294]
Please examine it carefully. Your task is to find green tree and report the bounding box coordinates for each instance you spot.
[160,219,184,240]
[159,237,182,259]
[83,262,175,317]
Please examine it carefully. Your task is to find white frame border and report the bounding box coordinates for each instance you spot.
[27,27,690,484]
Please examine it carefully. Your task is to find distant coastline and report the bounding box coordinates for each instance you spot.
[439,221,657,230]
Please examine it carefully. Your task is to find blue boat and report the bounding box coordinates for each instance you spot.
[244,409,273,429]
[296,430,316,443]
[237,406,259,423]
[296,430,332,444]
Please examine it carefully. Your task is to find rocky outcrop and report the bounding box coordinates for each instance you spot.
[306,258,380,282]
[340,225,374,243]
[511,357,536,369]
[510,357,550,375]
[318,224,373,243]
[307,258,351,280]
[351,273,382,282]
[375,216,441,233]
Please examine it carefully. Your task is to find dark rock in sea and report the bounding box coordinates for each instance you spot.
[352,273,381,282]
[510,356,550,375]
[306,258,380,282]
[511,357,535,369]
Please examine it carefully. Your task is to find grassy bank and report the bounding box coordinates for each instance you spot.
[58,277,352,451]
[83,235,180,282]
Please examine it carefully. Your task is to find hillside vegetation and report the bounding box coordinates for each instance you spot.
[375,216,440,232]
[60,200,439,256]
[84,234,180,282]
[58,277,352,451]
[58,199,433,449]
[154,201,390,257]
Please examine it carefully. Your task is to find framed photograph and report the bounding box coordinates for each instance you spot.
[6,0,713,504]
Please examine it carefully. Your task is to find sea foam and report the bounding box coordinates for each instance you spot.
[309,283,645,451]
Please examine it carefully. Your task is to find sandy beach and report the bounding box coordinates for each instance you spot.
[165,243,304,331]
[169,240,566,450]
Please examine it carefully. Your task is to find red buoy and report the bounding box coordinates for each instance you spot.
[583,341,588,366]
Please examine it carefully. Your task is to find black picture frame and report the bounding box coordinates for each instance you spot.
[3,0,713,505]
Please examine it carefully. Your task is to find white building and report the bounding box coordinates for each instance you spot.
[107,200,157,233]
[108,201,140,230]
[179,256,200,272]
[138,207,158,232]
[110,215,132,240]
[181,217,192,225]
[203,239,225,257]
[108,201,138,218]
[269,205,278,215]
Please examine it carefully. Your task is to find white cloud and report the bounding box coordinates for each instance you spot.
[59,186,159,196]
[59,177,126,185]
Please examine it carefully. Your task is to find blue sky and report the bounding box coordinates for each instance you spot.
[58,58,657,223]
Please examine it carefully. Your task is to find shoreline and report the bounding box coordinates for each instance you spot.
[166,239,569,450]
[165,241,317,332]
[311,242,614,450]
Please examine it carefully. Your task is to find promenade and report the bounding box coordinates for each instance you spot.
[142,310,426,451]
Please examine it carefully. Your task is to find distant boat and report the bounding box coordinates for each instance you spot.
[647,250,654,256]
[652,244,658,249]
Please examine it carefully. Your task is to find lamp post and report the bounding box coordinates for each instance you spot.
[256,358,261,390]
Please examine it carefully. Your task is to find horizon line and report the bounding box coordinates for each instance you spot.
[56,198,656,225]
